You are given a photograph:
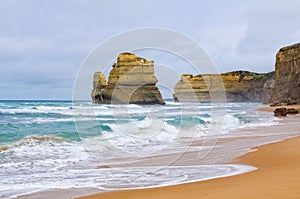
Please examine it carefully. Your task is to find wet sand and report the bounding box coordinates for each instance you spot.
[78,135,300,199]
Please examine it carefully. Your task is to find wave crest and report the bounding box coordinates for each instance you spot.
[0,135,67,152]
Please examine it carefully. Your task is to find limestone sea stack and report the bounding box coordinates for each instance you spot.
[271,43,300,105]
[173,71,274,103]
[91,52,165,104]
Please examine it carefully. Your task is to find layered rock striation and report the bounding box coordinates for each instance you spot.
[173,71,274,103]
[91,53,165,104]
[271,43,300,104]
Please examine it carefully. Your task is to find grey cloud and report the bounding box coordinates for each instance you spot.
[0,0,299,99]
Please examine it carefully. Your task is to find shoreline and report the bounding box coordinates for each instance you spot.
[14,104,300,199]
[78,135,300,199]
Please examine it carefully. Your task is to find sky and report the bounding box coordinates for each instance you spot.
[0,0,300,100]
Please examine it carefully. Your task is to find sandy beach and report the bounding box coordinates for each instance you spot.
[79,133,300,199]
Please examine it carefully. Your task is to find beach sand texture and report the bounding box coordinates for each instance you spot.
[79,135,300,199]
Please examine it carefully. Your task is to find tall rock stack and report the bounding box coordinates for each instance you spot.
[272,43,300,104]
[91,72,108,103]
[173,71,274,102]
[91,52,165,104]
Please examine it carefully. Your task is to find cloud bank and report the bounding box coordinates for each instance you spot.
[0,0,299,99]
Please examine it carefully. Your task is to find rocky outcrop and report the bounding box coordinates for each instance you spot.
[173,71,274,102]
[271,43,300,104]
[91,53,165,104]
[274,108,287,117]
[287,108,299,114]
[91,72,108,103]
[273,108,299,117]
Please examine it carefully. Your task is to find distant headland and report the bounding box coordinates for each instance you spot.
[173,71,274,103]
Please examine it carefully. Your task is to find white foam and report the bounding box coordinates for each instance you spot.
[0,136,89,176]
[165,101,182,106]
[0,106,74,116]
[82,118,180,157]
[222,114,242,132]
[0,164,256,198]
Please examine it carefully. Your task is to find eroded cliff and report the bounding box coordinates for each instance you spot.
[91,53,165,104]
[272,43,300,104]
[173,71,274,102]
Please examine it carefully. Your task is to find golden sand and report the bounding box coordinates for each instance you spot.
[78,136,300,199]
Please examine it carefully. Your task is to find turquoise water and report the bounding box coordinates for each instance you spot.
[0,100,282,197]
[0,101,79,145]
[0,100,271,144]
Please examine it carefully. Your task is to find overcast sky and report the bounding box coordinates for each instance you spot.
[0,0,299,100]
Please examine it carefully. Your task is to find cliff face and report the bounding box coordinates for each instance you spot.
[272,43,300,104]
[91,53,165,104]
[173,71,274,103]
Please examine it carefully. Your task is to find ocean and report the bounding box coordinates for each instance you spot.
[0,100,299,198]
